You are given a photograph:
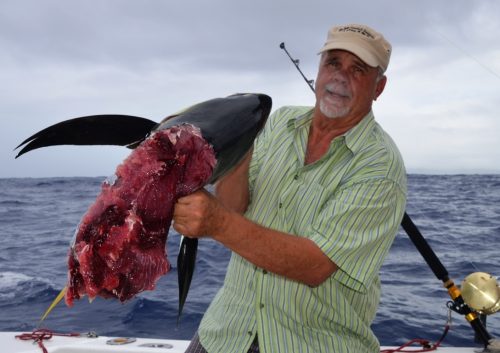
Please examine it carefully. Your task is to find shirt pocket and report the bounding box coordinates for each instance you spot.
[279,180,329,236]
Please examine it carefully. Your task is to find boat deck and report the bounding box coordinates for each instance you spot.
[2,331,482,353]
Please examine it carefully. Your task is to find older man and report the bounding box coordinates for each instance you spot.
[175,24,407,353]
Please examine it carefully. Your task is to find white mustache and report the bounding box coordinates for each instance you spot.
[324,83,352,99]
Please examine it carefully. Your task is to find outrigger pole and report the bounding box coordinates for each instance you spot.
[279,43,315,93]
[280,42,496,349]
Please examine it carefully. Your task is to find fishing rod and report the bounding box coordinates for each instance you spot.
[400,214,495,348]
[280,41,498,350]
[279,43,315,93]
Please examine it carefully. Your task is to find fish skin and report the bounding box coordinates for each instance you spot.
[15,93,272,321]
[156,93,272,182]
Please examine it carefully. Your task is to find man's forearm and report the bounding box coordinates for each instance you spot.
[213,210,338,287]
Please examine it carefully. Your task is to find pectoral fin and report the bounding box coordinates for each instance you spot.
[177,237,198,323]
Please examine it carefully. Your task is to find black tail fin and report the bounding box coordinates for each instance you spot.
[15,115,158,158]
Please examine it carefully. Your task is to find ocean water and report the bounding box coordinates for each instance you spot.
[0,174,499,348]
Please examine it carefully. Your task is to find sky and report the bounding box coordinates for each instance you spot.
[1,0,499,178]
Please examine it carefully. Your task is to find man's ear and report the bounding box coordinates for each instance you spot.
[374,76,387,101]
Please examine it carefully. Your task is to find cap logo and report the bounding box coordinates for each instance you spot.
[338,25,374,39]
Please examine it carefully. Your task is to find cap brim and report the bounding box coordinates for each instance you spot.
[318,41,380,69]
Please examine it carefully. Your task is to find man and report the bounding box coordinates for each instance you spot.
[174,24,407,353]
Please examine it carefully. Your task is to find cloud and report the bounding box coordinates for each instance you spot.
[1,0,499,177]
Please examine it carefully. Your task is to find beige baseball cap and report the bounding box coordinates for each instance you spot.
[318,24,392,73]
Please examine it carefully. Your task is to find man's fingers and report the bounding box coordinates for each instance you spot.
[172,189,219,237]
[172,220,186,235]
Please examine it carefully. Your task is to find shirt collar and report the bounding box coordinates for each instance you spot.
[343,111,376,154]
[286,109,376,154]
[286,108,314,130]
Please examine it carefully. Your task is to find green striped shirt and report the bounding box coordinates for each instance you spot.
[198,106,407,353]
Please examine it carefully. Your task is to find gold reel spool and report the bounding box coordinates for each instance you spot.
[461,272,500,315]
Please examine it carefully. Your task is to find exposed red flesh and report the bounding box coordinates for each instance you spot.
[65,124,216,306]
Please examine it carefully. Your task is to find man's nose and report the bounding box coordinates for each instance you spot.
[331,69,348,84]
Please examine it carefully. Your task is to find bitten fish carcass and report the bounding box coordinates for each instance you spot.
[65,124,216,306]
[14,93,273,316]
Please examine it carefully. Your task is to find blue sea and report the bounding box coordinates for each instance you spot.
[1,175,499,348]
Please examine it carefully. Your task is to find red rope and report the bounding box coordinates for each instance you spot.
[15,329,80,353]
[380,324,450,353]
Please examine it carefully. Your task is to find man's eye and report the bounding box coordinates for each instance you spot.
[352,66,367,75]
[328,60,340,68]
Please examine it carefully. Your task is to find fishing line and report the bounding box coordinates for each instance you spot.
[413,18,499,275]
[434,28,500,81]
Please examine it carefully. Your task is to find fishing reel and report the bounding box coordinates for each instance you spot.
[446,272,500,352]
[461,272,500,316]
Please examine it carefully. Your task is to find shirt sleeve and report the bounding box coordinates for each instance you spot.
[309,178,406,293]
[247,107,284,197]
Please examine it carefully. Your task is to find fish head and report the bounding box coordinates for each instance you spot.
[158,93,272,183]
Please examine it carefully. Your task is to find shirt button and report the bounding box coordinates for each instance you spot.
[278,203,282,208]
[294,174,299,180]
[263,269,268,274]
[248,331,253,336]
[260,303,264,309]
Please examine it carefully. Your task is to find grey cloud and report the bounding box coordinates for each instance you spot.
[1,0,499,176]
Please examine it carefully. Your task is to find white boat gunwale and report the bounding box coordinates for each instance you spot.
[1,331,484,353]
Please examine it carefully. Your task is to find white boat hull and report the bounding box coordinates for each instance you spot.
[2,331,483,353]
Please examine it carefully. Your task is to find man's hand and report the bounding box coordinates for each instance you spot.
[173,189,228,238]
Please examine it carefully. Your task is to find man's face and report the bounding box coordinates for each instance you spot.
[314,50,386,120]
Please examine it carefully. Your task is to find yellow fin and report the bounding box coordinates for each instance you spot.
[38,286,67,327]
